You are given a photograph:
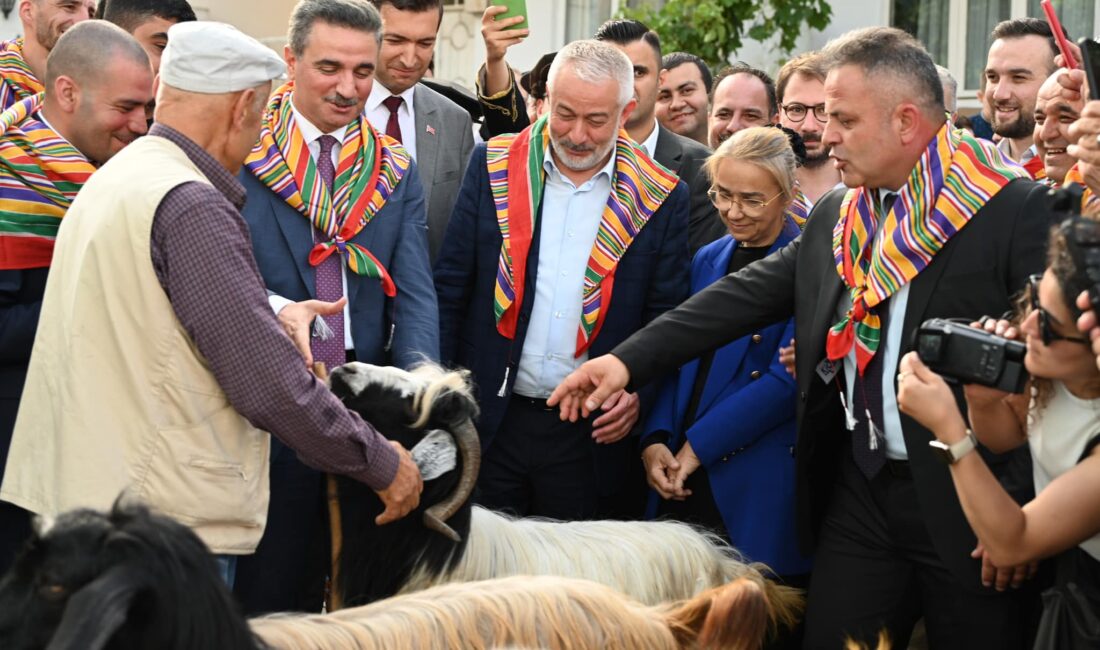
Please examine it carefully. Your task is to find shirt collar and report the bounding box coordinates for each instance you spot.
[35,110,90,165]
[639,118,660,157]
[543,146,617,188]
[367,79,417,115]
[290,97,350,145]
[148,123,247,209]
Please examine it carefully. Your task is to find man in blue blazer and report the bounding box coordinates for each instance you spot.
[233,0,438,614]
[642,215,811,580]
[435,40,689,521]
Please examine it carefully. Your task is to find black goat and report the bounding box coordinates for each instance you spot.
[0,503,258,650]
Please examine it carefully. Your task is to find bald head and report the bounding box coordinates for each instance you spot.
[45,19,150,91]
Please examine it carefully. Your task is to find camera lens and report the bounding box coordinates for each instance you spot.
[918,333,942,362]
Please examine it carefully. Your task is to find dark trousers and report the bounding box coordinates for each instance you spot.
[0,399,32,578]
[802,451,1031,649]
[232,438,328,615]
[477,396,643,520]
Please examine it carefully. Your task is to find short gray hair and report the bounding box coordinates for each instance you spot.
[546,39,634,108]
[821,27,944,119]
[288,0,381,57]
[936,64,957,114]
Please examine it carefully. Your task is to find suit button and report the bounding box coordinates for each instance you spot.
[751,334,763,343]
[721,455,729,462]
[799,391,807,403]
[750,370,762,380]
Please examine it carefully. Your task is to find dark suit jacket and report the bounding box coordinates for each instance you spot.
[435,143,690,494]
[644,219,811,575]
[652,126,723,255]
[615,178,1053,588]
[0,267,46,482]
[239,161,439,369]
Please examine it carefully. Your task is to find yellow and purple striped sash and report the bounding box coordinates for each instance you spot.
[0,94,95,270]
[1063,163,1099,212]
[245,83,409,296]
[486,116,679,356]
[0,39,44,113]
[827,123,1027,373]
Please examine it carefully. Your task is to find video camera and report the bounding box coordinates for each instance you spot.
[913,319,1029,393]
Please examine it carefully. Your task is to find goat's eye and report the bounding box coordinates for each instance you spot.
[38,583,67,600]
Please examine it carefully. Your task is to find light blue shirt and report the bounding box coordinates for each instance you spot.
[512,151,616,398]
[836,191,911,459]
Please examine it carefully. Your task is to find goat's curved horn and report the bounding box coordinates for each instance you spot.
[422,416,480,542]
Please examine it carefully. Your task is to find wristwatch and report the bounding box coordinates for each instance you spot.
[928,430,978,465]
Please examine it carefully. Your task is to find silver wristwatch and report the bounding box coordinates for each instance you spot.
[928,430,978,465]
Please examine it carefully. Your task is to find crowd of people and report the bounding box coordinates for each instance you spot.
[0,0,1099,648]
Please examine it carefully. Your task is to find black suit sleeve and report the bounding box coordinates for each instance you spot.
[1007,182,1059,294]
[0,269,43,364]
[614,235,800,390]
[476,65,529,138]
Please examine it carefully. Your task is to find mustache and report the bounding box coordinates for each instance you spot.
[801,133,823,144]
[324,94,358,108]
[557,139,595,154]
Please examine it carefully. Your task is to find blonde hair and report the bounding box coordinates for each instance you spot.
[703,126,799,204]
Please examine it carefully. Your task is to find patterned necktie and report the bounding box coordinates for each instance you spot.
[850,192,896,479]
[382,95,403,143]
[311,134,346,371]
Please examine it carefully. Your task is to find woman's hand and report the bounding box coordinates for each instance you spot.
[962,317,1022,408]
[897,352,967,437]
[669,440,702,497]
[642,443,685,500]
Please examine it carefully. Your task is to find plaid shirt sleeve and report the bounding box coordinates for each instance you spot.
[149,181,399,491]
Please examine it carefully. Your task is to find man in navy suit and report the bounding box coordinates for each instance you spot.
[435,39,689,520]
[234,0,438,614]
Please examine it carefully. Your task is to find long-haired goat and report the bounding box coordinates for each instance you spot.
[0,503,774,650]
[327,362,802,631]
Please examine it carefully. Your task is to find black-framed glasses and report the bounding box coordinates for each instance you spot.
[706,188,785,215]
[1028,274,1090,346]
[781,102,828,123]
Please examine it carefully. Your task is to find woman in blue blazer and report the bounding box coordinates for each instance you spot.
[641,127,812,587]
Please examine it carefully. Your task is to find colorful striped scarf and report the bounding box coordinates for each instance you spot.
[486,115,679,356]
[0,94,95,270]
[1063,163,1099,212]
[827,123,1027,374]
[1022,154,1046,183]
[245,83,409,296]
[0,39,44,113]
[788,185,811,227]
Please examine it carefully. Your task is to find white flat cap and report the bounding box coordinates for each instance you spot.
[161,21,286,94]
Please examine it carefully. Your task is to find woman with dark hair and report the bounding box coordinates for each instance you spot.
[898,225,1100,637]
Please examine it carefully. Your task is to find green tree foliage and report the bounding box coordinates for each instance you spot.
[622,0,832,68]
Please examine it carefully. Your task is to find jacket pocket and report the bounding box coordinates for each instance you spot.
[139,404,270,530]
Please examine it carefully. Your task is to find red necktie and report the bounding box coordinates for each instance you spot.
[382,95,403,143]
[311,134,346,371]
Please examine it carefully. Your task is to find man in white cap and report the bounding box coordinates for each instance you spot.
[0,20,423,586]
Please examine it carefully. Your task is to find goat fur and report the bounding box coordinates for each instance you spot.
[330,361,802,632]
[0,503,778,650]
[252,574,769,650]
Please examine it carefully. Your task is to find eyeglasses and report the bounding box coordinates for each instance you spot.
[781,102,828,124]
[706,188,785,215]
[1027,274,1089,346]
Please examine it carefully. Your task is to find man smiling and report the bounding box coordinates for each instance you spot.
[0,0,96,111]
[983,17,1061,176]
[655,51,710,147]
[1032,68,1082,186]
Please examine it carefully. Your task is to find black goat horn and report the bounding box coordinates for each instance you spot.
[423,416,480,542]
[47,564,147,650]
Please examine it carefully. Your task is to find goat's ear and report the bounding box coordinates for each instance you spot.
[46,564,147,650]
[432,390,479,427]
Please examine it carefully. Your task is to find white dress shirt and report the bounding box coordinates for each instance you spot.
[268,101,355,349]
[835,191,910,459]
[639,118,660,157]
[366,81,417,160]
[512,151,617,398]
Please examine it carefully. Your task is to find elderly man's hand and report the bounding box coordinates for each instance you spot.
[374,440,424,526]
[276,297,347,368]
[548,354,631,422]
[1067,100,1100,194]
[591,390,640,444]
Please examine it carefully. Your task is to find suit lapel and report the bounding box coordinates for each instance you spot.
[345,201,383,308]
[652,126,683,174]
[268,187,316,296]
[413,84,439,208]
[902,231,959,355]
